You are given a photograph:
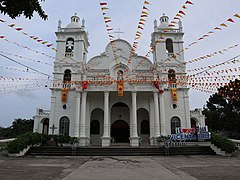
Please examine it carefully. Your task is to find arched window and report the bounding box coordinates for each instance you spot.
[65,37,74,53]
[168,69,176,84]
[141,120,150,134]
[59,116,70,136]
[166,38,174,54]
[90,120,100,134]
[117,70,123,81]
[171,117,181,134]
[63,69,71,82]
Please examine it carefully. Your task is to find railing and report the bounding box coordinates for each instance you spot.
[190,109,203,115]
[0,138,16,150]
[37,109,50,116]
[230,139,240,150]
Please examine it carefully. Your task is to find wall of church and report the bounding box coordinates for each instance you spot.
[162,89,190,135]
[49,90,77,136]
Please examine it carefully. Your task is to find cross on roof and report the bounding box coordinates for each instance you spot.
[114,28,124,39]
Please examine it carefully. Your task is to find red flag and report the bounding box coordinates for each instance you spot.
[214,27,222,30]
[143,6,149,11]
[0,19,5,22]
[139,21,145,25]
[82,81,89,91]
[47,44,53,47]
[227,18,234,23]
[138,25,144,30]
[154,80,159,90]
[105,20,111,23]
[0,36,5,38]
[174,17,180,20]
[15,28,23,31]
[185,1,194,5]
[100,2,107,6]
[179,10,186,15]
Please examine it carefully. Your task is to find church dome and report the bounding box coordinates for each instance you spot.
[66,13,81,29]
[159,14,169,29]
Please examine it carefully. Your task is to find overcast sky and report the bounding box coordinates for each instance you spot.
[0,0,240,127]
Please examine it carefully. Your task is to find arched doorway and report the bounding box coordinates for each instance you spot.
[111,102,130,143]
[41,118,49,135]
[111,120,130,143]
[90,108,104,145]
[137,108,150,145]
[191,118,197,128]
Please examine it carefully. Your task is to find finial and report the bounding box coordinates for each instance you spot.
[74,13,77,16]
[82,19,85,27]
[154,19,157,28]
[57,19,62,31]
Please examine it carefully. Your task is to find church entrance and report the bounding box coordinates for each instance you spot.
[111,120,130,143]
[111,102,130,143]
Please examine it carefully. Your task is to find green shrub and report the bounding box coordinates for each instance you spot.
[210,132,237,154]
[7,132,76,154]
[157,136,169,142]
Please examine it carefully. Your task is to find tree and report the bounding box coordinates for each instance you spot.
[0,118,34,139]
[11,118,34,135]
[0,0,48,20]
[203,79,240,139]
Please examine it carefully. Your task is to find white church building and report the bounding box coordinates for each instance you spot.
[33,14,205,147]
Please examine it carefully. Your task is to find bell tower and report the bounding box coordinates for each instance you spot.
[151,14,184,64]
[49,14,90,136]
[151,14,191,129]
[52,13,90,87]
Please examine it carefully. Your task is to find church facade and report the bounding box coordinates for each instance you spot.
[33,14,205,147]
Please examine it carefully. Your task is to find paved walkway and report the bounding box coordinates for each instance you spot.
[0,154,240,180]
[63,157,196,180]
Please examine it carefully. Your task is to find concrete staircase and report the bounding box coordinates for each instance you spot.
[27,145,215,156]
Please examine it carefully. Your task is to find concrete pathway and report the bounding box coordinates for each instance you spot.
[63,156,196,180]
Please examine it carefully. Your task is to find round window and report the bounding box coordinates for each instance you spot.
[171,104,178,110]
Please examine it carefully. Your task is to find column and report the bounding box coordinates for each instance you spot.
[79,91,88,146]
[183,90,191,128]
[159,93,166,136]
[74,92,81,137]
[153,92,160,138]
[130,91,139,147]
[102,91,111,147]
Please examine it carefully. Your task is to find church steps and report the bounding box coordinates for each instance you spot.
[27,146,215,156]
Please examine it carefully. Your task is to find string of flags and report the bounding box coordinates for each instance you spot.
[130,0,195,72]
[186,44,239,64]
[0,76,49,82]
[165,12,240,63]
[0,19,81,66]
[0,35,55,59]
[0,84,48,97]
[165,0,194,30]
[0,18,55,49]
[0,51,53,66]
[126,0,151,67]
[99,1,119,65]
[188,55,240,76]
[0,65,41,74]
